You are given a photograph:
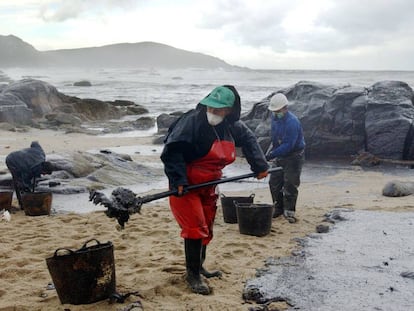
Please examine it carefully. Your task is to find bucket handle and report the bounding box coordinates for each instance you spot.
[220,193,255,199]
[80,238,102,250]
[53,248,75,257]
[51,239,103,257]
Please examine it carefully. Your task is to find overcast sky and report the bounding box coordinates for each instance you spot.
[1,0,414,70]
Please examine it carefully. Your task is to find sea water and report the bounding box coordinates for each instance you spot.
[4,67,414,118]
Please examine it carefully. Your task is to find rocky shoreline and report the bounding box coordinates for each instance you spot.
[1,78,414,160]
[1,77,414,196]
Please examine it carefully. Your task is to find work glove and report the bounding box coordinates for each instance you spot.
[256,171,268,179]
[265,154,273,161]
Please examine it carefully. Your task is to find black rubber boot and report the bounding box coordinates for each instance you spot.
[284,210,297,223]
[200,245,222,278]
[184,239,210,295]
[273,191,284,218]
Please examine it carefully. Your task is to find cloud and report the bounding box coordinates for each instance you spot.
[1,0,414,69]
[39,0,139,22]
[311,0,414,51]
[197,0,299,51]
[318,0,414,33]
[197,0,414,55]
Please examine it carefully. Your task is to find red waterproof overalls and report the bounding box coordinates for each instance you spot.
[170,139,235,245]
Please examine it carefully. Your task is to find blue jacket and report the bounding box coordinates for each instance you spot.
[268,111,305,159]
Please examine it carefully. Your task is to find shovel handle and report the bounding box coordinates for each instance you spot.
[139,166,282,204]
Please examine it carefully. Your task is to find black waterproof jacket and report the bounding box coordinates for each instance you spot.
[161,85,268,189]
[5,141,46,190]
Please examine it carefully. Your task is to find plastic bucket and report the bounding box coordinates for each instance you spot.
[235,203,273,237]
[220,193,255,224]
[46,239,116,305]
[22,191,52,216]
[0,190,13,210]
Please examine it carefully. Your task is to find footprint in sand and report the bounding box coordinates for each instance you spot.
[140,229,170,237]
[222,242,252,258]
[162,265,185,274]
[15,258,31,267]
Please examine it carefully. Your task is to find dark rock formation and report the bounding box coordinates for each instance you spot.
[132,117,155,130]
[73,80,92,87]
[0,79,152,131]
[251,81,414,161]
[156,112,183,134]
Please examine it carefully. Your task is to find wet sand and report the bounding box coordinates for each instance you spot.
[0,128,413,311]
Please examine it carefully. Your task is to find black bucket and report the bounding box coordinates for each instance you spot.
[22,191,52,216]
[235,203,273,237]
[45,239,116,305]
[220,193,255,224]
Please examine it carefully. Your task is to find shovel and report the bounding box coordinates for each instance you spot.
[89,166,282,229]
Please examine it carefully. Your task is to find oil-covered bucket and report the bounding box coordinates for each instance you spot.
[22,191,52,216]
[220,193,255,224]
[0,190,13,210]
[235,203,273,237]
[46,238,116,305]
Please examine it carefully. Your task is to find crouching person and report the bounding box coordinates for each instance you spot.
[5,141,54,209]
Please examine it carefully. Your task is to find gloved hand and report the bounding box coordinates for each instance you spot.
[256,171,268,179]
[175,185,188,197]
[265,154,273,161]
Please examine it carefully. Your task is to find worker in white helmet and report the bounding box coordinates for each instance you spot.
[266,93,305,223]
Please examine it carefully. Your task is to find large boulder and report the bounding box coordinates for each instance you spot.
[56,96,122,121]
[244,80,414,161]
[0,92,33,124]
[364,81,414,159]
[0,79,128,126]
[39,150,163,193]
[0,79,63,124]
[1,79,63,118]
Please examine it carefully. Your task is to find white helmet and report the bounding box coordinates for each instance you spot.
[269,93,288,111]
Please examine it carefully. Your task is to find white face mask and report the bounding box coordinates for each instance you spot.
[206,111,224,126]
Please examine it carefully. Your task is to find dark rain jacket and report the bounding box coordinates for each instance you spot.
[161,85,269,189]
[5,141,46,191]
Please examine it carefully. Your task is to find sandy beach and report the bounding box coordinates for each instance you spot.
[0,128,413,311]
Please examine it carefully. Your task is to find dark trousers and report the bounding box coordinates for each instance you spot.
[7,165,33,209]
[269,151,304,212]
[10,173,25,208]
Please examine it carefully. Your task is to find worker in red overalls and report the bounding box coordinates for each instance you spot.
[161,85,269,295]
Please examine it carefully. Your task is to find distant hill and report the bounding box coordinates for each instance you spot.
[0,34,235,69]
[0,35,43,66]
